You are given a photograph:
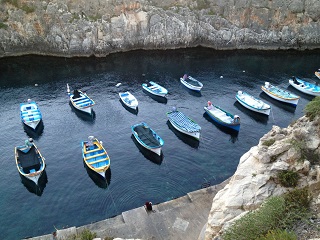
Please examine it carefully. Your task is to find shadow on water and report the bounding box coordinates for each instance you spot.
[69,102,96,123]
[131,135,163,165]
[23,120,44,139]
[20,170,48,196]
[287,85,315,101]
[84,162,111,189]
[166,120,200,149]
[259,92,297,113]
[142,89,168,104]
[203,113,239,143]
[184,87,202,97]
[119,99,138,115]
[233,101,269,125]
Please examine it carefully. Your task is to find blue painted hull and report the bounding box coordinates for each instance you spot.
[204,108,240,132]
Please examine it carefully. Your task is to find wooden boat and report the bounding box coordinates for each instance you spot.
[119,91,138,110]
[167,109,201,140]
[67,84,95,115]
[131,122,164,156]
[180,74,203,92]
[315,69,320,80]
[20,100,42,130]
[142,81,168,97]
[204,101,240,132]
[82,136,110,179]
[261,82,300,106]
[289,76,320,97]
[15,140,46,185]
[235,91,271,116]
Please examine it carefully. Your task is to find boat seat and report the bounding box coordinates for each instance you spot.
[90,157,109,165]
[85,147,101,154]
[72,96,85,101]
[85,152,106,160]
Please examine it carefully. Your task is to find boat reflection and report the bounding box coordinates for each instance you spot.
[166,120,199,149]
[233,101,268,125]
[23,120,44,139]
[84,162,111,189]
[69,102,96,123]
[142,89,167,104]
[203,113,239,143]
[259,92,296,113]
[131,135,163,165]
[119,99,138,115]
[20,170,48,196]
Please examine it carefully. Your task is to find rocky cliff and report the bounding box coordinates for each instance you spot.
[204,115,320,239]
[0,0,320,57]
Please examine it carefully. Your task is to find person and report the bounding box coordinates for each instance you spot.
[73,89,81,99]
[25,138,34,148]
[144,201,153,211]
[207,101,213,110]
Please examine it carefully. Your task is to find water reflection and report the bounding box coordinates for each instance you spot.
[259,92,297,113]
[131,135,163,165]
[166,121,200,149]
[142,89,168,104]
[84,162,111,189]
[203,113,239,143]
[23,120,44,139]
[69,102,96,123]
[20,170,48,196]
[233,101,269,125]
[119,99,138,115]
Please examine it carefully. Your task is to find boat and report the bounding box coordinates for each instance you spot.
[15,139,46,185]
[67,84,95,115]
[235,91,271,116]
[288,76,320,97]
[131,122,164,156]
[20,99,42,130]
[315,69,320,80]
[166,109,201,140]
[142,81,168,97]
[180,74,203,91]
[119,91,138,110]
[82,136,110,179]
[204,101,240,132]
[261,82,300,106]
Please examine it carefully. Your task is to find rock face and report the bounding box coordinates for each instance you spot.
[0,0,320,57]
[204,115,320,239]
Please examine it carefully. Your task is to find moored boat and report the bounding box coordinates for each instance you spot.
[20,99,42,130]
[15,138,46,185]
[289,76,320,97]
[235,91,271,116]
[180,74,203,92]
[142,81,168,97]
[67,84,95,115]
[131,122,164,156]
[167,109,201,139]
[315,69,320,80]
[119,91,138,110]
[204,101,240,132]
[261,82,300,106]
[82,136,110,179]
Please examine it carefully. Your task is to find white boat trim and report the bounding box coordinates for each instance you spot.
[236,91,271,116]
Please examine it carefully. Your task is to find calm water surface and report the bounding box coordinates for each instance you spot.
[0,48,319,239]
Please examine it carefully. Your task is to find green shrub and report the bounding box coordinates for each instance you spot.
[257,229,297,240]
[66,229,97,240]
[277,170,299,187]
[0,22,8,29]
[304,96,320,121]
[2,0,18,7]
[21,4,35,14]
[262,139,275,147]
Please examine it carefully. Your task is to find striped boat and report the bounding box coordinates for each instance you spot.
[167,110,201,139]
[67,84,95,115]
[261,82,300,106]
[82,136,110,179]
[20,100,42,130]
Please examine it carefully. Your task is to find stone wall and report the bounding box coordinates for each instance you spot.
[0,0,320,57]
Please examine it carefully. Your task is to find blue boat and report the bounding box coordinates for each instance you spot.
[204,101,240,132]
[261,82,299,106]
[180,74,203,92]
[20,100,42,130]
[289,76,320,97]
[167,109,201,140]
[142,81,168,97]
[67,84,95,115]
[131,122,164,156]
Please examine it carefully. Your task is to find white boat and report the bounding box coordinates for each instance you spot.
[261,82,300,106]
[235,91,271,116]
[119,91,138,110]
[180,74,203,91]
[167,109,201,139]
[67,84,95,115]
[142,81,168,97]
[15,140,46,185]
[315,69,320,80]
[20,100,42,130]
[289,76,320,97]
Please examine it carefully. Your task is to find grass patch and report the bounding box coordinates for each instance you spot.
[88,14,102,21]
[290,139,320,164]
[65,229,97,240]
[304,96,320,121]
[277,170,299,187]
[21,4,35,13]
[0,22,8,29]
[262,138,275,147]
[2,0,18,8]
[257,229,297,240]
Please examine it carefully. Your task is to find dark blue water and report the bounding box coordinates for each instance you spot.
[0,48,319,239]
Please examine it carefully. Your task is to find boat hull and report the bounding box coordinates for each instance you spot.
[180,78,203,91]
[168,119,200,139]
[235,93,271,116]
[315,71,320,80]
[20,101,42,131]
[261,86,299,106]
[119,92,138,110]
[70,99,93,114]
[204,107,240,132]
[132,133,162,156]
[142,82,168,97]
[289,79,320,97]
